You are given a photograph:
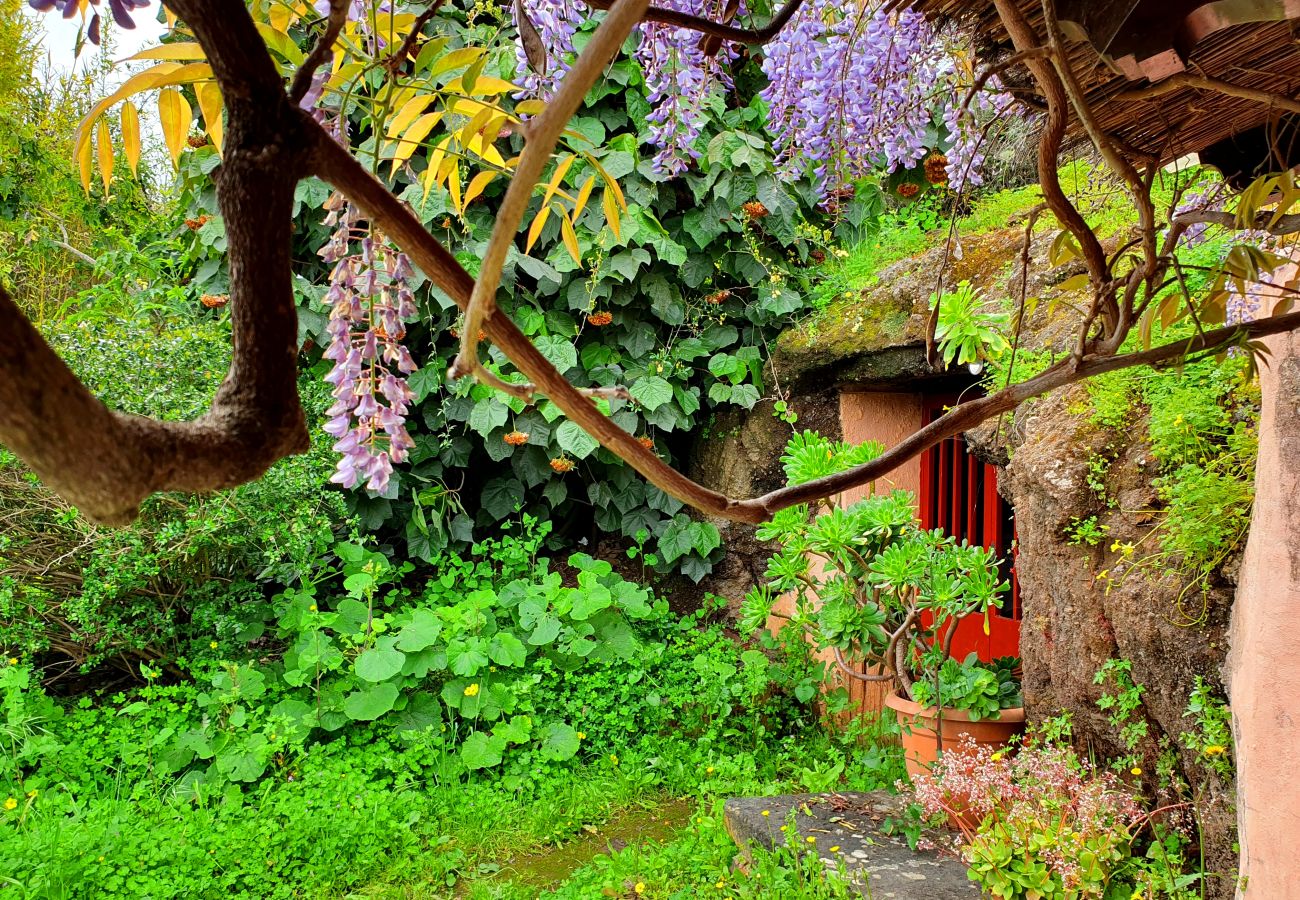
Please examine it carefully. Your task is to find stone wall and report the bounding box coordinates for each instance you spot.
[991,384,1238,897]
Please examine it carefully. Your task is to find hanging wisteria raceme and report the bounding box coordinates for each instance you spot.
[759,2,946,195]
[511,0,588,98]
[634,0,745,176]
[28,0,150,45]
[319,193,420,493]
[942,76,1016,194]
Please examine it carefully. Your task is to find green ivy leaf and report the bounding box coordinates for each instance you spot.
[342,682,399,721]
[535,335,579,372]
[460,730,505,770]
[556,420,600,459]
[468,398,509,437]
[540,722,580,761]
[629,376,673,411]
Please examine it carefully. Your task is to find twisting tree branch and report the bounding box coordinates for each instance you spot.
[582,0,805,45]
[1114,72,1300,116]
[449,0,651,385]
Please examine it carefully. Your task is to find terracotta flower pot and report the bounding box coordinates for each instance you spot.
[884,690,1026,782]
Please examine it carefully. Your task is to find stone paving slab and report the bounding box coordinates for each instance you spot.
[723,791,977,899]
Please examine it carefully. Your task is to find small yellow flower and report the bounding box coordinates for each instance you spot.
[25,790,36,799]
[98,856,105,862]
[1131,767,1143,776]
[705,766,714,774]
[634,884,645,895]
[210,641,219,649]
[806,836,816,843]
[577,732,586,741]
[3,797,16,811]
[761,810,770,817]
[1205,744,1227,756]
[309,604,318,612]
[829,846,840,853]
[779,825,788,832]
[715,881,725,890]
[990,752,1003,762]
[610,754,619,765]
[464,683,480,697]
[7,658,16,666]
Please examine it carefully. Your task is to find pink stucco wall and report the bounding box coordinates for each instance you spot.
[837,390,923,506]
[1227,326,1300,899]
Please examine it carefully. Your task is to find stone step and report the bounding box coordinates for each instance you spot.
[723,791,978,899]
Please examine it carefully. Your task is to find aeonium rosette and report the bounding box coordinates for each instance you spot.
[319,192,419,493]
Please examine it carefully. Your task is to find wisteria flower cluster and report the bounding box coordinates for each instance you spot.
[29,0,150,45]
[319,193,420,493]
[942,76,1016,194]
[634,0,745,176]
[913,736,1146,897]
[511,0,588,98]
[759,3,945,195]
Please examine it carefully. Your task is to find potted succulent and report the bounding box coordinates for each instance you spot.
[743,431,1026,780]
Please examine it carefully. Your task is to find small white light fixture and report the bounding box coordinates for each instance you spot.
[968,361,984,375]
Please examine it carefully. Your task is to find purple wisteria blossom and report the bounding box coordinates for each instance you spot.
[319,193,420,494]
[635,0,746,176]
[511,0,587,98]
[29,0,150,45]
[760,3,943,195]
[943,77,1016,194]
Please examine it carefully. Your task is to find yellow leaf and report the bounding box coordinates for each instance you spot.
[422,135,453,202]
[560,214,581,266]
[195,81,224,155]
[77,127,93,194]
[602,188,621,241]
[526,204,552,253]
[413,36,450,73]
[445,75,518,96]
[386,92,435,140]
[571,174,596,222]
[268,4,298,33]
[516,99,547,117]
[448,164,462,214]
[464,170,497,206]
[120,101,141,177]
[541,155,575,209]
[95,118,113,194]
[1056,273,1089,293]
[429,46,485,79]
[255,23,305,65]
[391,111,445,174]
[122,42,207,62]
[158,88,192,168]
[75,62,211,160]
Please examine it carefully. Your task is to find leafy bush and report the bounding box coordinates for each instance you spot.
[0,320,346,670]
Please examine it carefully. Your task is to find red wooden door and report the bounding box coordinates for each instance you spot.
[918,396,1020,662]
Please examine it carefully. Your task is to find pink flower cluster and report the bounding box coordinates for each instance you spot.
[319,193,419,493]
[913,736,1143,892]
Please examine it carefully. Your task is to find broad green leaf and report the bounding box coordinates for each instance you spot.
[556,420,599,459]
[629,376,673,411]
[395,608,443,652]
[460,730,504,769]
[342,683,399,720]
[355,648,406,682]
[540,722,580,761]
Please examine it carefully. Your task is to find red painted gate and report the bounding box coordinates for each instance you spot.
[918,395,1020,662]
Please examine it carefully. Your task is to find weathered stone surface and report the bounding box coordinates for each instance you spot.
[996,385,1237,897]
[724,791,976,898]
[770,221,1100,394]
[686,390,841,611]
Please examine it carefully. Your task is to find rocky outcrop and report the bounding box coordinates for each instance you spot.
[995,385,1238,897]
[770,221,1093,393]
[686,390,841,610]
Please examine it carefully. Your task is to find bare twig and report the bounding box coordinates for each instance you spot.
[381,0,447,77]
[583,0,804,45]
[1114,72,1300,116]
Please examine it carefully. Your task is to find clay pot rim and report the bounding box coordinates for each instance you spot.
[884,689,1027,724]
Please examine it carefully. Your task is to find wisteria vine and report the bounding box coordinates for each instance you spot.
[319,193,420,493]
